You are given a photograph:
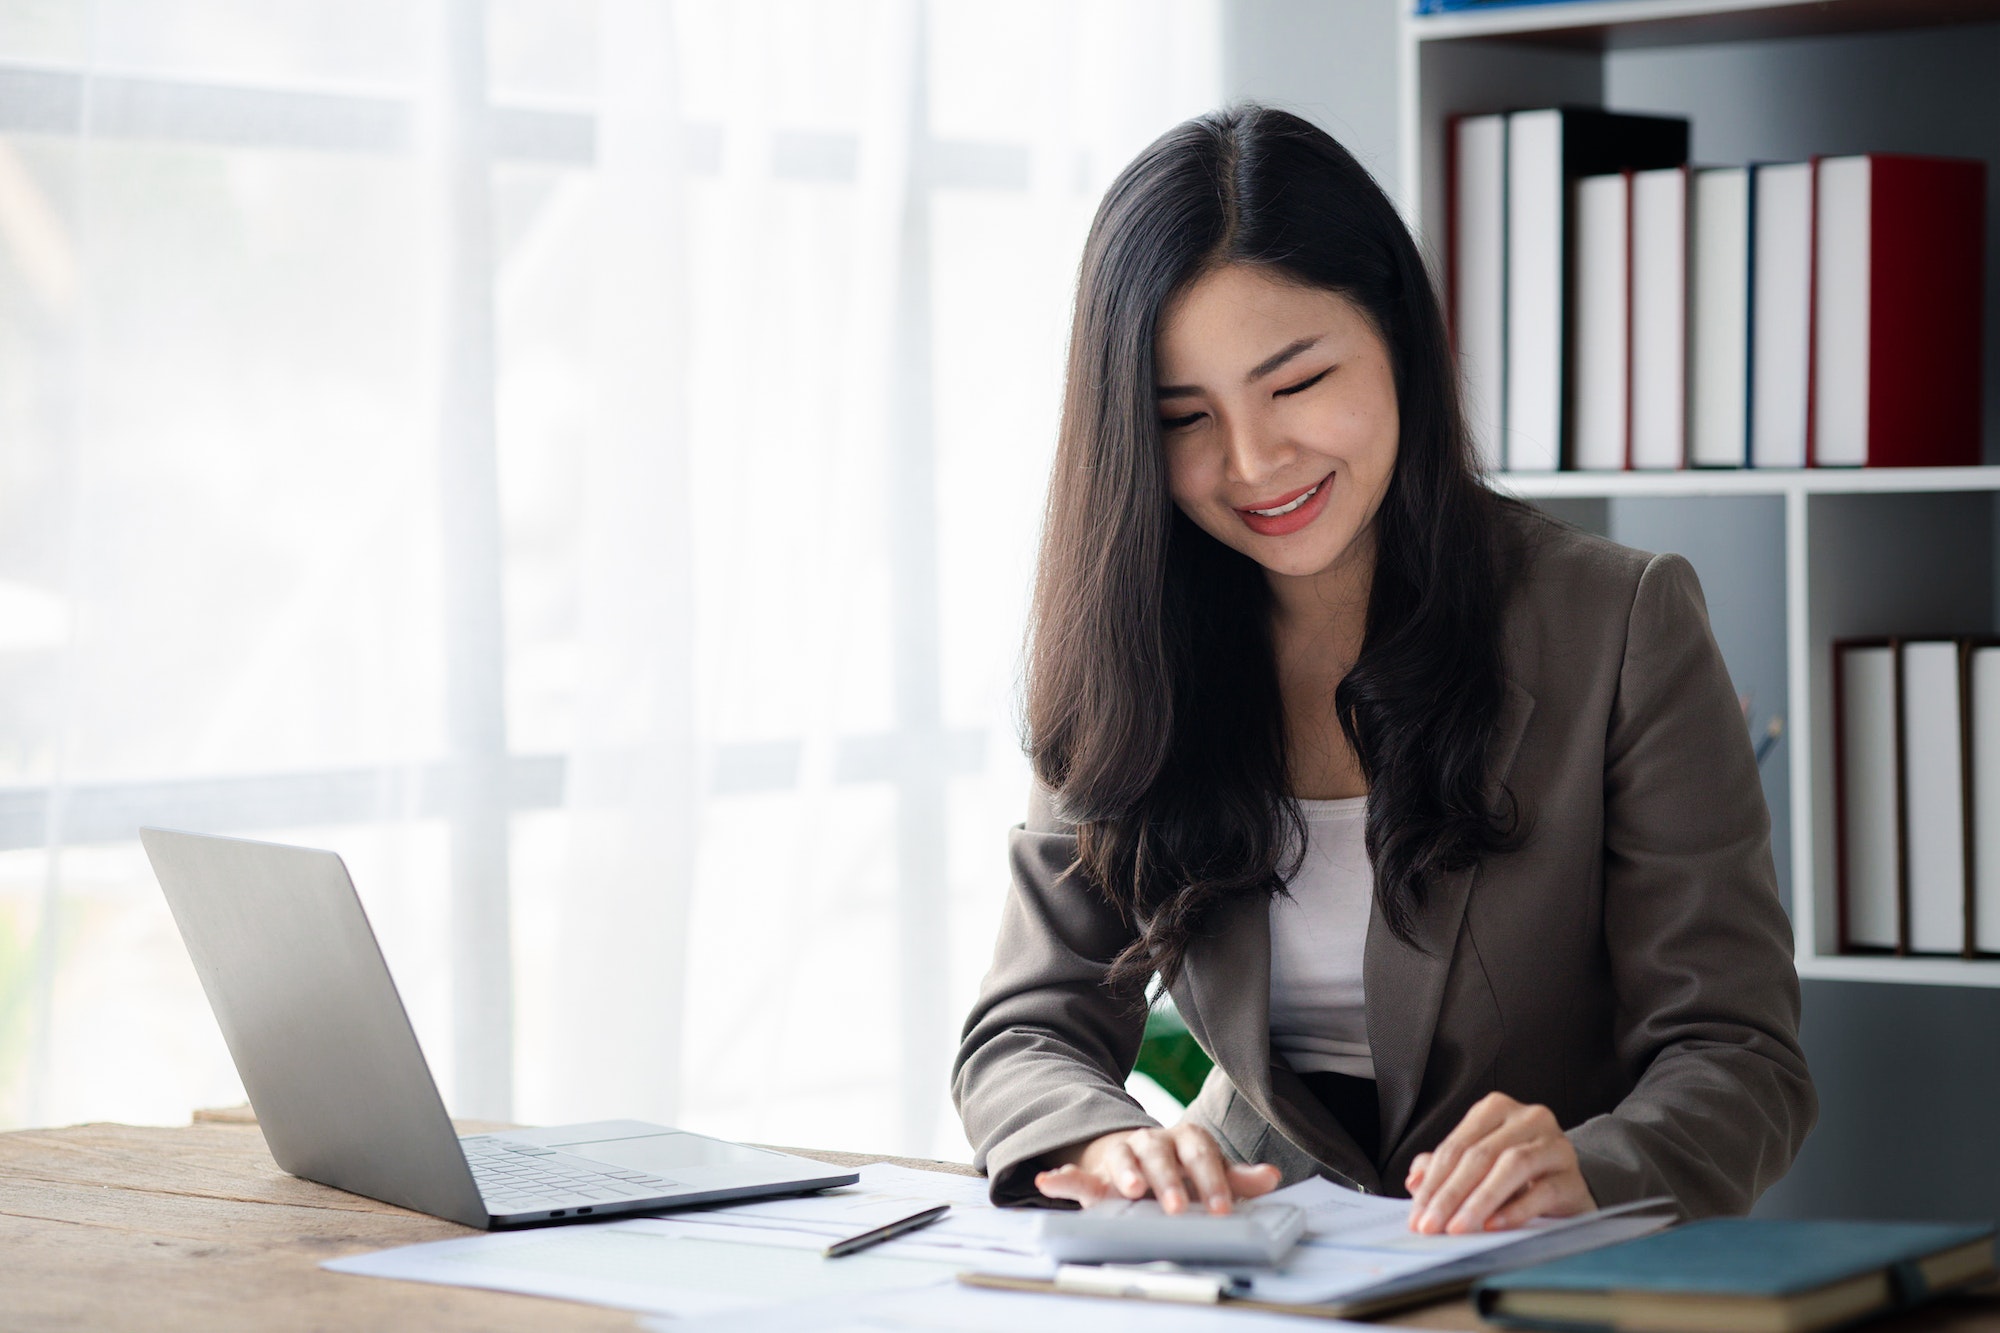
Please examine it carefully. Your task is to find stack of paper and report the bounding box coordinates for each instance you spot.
[327,1164,1664,1330]
[1226,1177,1668,1308]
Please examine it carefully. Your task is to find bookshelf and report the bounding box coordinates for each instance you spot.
[1405,0,2000,49]
[1399,0,2000,985]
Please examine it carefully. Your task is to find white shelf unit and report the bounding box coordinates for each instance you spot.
[1497,470,2000,987]
[1401,0,2000,985]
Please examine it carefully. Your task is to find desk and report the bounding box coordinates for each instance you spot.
[2,1116,1995,1332]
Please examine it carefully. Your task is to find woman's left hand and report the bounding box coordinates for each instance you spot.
[1404,1092,1595,1234]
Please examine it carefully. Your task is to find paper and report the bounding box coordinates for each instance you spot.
[323,1162,1038,1317]
[324,1224,961,1318]
[326,1159,1662,1324]
[671,1164,1046,1264]
[647,1282,1371,1332]
[1229,1178,1670,1305]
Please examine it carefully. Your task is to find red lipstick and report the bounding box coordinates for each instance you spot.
[1235,470,1335,537]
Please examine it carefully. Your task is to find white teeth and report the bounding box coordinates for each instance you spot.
[1249,480,1322,518]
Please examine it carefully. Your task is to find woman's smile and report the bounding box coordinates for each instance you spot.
[1237,470,1335,536]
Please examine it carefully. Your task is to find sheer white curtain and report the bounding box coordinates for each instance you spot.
[0,0,1218,1160]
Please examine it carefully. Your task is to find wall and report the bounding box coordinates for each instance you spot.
[1756,980,2000,1221]
[1222,0,1402,201]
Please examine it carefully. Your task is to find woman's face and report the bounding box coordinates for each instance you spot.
[1155,264,1399,583]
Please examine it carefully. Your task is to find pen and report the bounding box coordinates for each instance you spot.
[822,1203,951,1258]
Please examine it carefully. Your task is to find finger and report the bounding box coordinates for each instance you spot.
[1040,1152,1120,1200]
[1090,1137,1148,1199]
[1487,1168,1595,1231]
[1483,1175,1558,1232]
[1444,1139,1558,1235]
[1405,1151,1432,1194]
[1413,1100,1555,1228]
[1169,1127,1234,1214]
[1226,1163,1283,1200]
[1034,1164,1110,1206]
[1409,1094,1516,1215]
[1128,1130,1194,1213]
[1413,1118,1539,1234]
[1483,1174,1568,1232]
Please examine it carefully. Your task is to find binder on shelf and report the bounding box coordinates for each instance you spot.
[1451,112,1509,472]
[1503,107,1688,472]
[1971,645,2000,956]
[1629,164,1689,470]
[1748,162,1813,469]
[1570,171,1630,471]
[1689,165,1751,468]
[1899,639,1968,955]
[1810,154,1985,469]
[1834,639,1902,953]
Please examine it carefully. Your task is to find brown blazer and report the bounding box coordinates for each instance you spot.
[953,507,1815,1216]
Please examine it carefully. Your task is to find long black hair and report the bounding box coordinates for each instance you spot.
[1026,104,1520,995]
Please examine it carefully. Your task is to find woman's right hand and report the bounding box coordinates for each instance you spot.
[1034,1124,1283,1214]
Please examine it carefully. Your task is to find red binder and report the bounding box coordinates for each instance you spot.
[1810,154,1984,468]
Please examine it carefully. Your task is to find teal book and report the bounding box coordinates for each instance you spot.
[1475,1219,1996,1333]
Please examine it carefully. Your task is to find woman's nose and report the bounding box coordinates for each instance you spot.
[1221,417,1298,489]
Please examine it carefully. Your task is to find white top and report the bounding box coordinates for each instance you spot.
[1267,795,1375,1080]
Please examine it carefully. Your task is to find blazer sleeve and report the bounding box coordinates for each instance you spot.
[952,783,1161,1205]
[1567,552,1817,1216]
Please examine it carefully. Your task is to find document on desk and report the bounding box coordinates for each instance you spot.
[326,1164,1664,1325]
[654,1178,1665,1331]
[665,1163,1045,1265]
[322,1163,1047,1319]
[649,1283,1369,1332]
[1231,1177,1672,1307]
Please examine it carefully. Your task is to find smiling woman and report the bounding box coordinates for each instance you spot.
[953,105,1815,1237]
[1158,270,1398,564]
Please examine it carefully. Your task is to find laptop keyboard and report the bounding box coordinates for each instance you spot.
[462,1136,683,1215]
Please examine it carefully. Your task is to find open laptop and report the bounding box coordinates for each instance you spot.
[141,827,857,1230]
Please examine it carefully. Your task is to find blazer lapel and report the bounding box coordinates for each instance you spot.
[1176,852,1379,1191]
[1368,677,1535,1159]
[1176,885,1273,1106]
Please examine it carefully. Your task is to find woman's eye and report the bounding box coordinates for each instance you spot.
[1275,366,1333,398]
[1160,411,1206,431]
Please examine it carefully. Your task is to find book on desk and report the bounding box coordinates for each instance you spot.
[1475,1218,1998,1333]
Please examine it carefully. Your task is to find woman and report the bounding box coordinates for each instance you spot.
[952,106,1814,1235]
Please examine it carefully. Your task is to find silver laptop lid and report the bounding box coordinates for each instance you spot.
[141,827,488,1228]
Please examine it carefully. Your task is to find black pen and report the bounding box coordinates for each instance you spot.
[822,1203,951,1258]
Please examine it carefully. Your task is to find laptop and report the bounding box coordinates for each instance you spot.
[140,826,857,1229]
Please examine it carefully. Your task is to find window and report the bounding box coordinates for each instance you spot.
[0,0,1219,1159]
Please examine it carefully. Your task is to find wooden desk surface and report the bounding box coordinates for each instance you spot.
[3,1116,1996,1332]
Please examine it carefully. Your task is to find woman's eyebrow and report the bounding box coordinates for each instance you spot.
[1247,335,1322,382]
[1154,334,1326,399]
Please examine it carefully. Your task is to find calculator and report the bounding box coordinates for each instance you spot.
[1037,1197,1307,1265]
